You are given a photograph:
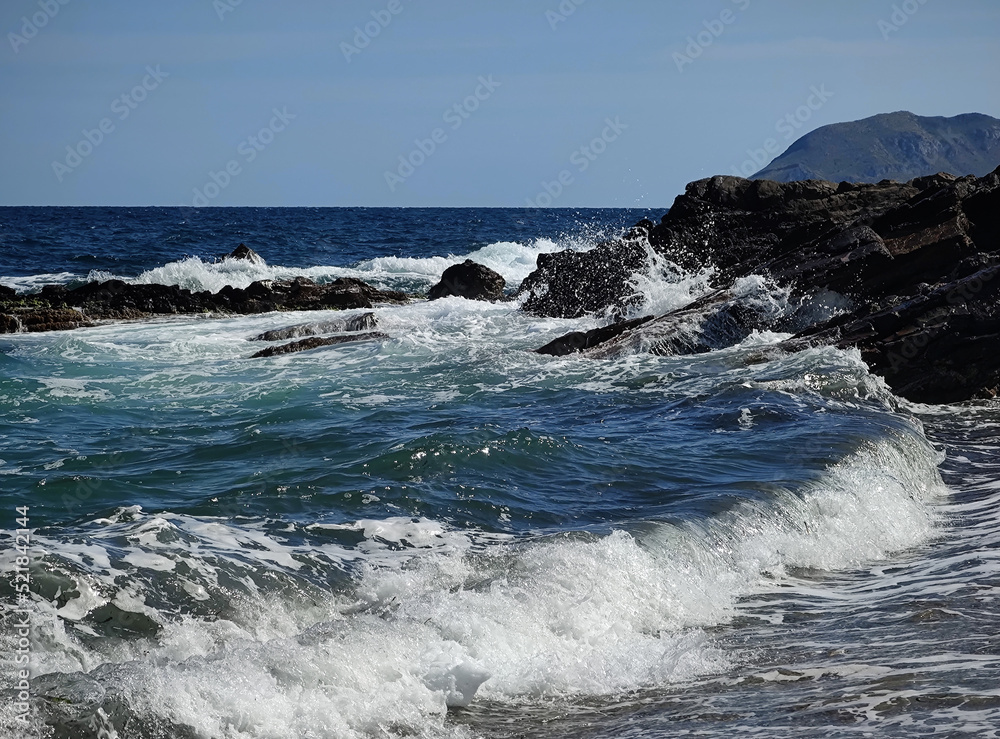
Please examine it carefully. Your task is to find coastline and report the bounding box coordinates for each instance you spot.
[5,167,999,404]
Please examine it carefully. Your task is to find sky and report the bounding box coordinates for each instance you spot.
[1,0,998,208]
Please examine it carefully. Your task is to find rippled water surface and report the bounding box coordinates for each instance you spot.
[1,208,999,738]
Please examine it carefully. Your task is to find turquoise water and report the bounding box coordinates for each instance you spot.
[2,208,999,738]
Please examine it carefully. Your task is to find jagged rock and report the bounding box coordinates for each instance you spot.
[516,237,650,318]
[428,260,506,302]
[0,285,16,300]
[250,332,388,358]
[645,174,923,285]
[782,263,1000,403]
[251,312,378,342]
[228,243,265,264]
[534,165,1000,403]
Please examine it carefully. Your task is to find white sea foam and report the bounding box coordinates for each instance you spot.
[627,245,715,317]
[13,430,947,739]
[0,271,78,293]
[37,378,114,402]
[1,237,976,737]
[74,238,579,298]
[1,237,581,297]
[352,238,570,289]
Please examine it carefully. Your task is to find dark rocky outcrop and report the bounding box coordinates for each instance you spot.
[0,269,407,335]
[517,222,655,318]
[251,312,378,342]
[535,315,655,356]
[0,307,93,333]
[428,260,506,302]
[250,332,388,358]
[227,243,265,264]
[538,284,791,359]
[781,263,1000,404]
[532,165,1000,404]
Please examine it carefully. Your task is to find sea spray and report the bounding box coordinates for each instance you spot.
[4,207,998,739]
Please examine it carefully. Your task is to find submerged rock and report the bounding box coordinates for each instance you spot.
[428,260,506,302]
[535,315,655,356]
[533,165,1000,403]
[250,331,388,358]
[251,312,378,341]
[31,671,109,738]
[536,283,790,359]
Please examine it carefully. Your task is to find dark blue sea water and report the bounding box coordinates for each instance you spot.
[2,208,1000,738]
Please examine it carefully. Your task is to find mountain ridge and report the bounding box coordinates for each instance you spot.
[753,111,1000,183]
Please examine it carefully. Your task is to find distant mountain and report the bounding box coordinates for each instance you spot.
[753,111,1000,183]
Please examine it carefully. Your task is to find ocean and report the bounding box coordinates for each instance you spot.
[1,207,999,738]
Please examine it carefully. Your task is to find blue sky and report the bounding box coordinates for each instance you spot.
[2,0,998,207]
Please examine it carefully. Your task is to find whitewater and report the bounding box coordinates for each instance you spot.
[1,207,999,738]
